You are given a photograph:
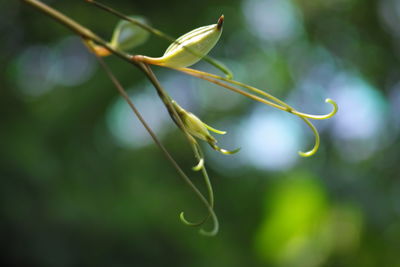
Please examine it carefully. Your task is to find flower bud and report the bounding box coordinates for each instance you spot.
[171,101,239,155]
[138,15,224,68]
[172,101,216,143]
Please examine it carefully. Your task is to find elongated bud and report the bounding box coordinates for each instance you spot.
[110,16,150,51]
[137,15,224,68]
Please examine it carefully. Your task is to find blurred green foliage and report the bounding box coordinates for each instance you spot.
[1,0,400,266]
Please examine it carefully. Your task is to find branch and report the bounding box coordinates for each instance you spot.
[21,0,219,235]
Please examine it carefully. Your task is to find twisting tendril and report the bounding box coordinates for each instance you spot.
[176,68,338,120]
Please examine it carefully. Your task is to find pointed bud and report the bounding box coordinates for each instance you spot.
[138,15,224,68]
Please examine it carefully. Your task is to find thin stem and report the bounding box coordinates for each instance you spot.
[177,67,338,120]
[180,141,212,227]
[298,117,320,157]
[177,68,287,110]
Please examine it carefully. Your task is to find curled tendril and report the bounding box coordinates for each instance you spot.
[199,210,219,236]
[297,117,320,157]
[181,168,219,236]
[229,79,338,120]
[181,203,219,236]
[180,198,219,236]
[177,67,339,120]
[291,98,338,120]
[171,131,216,230]
[180,211,209,227]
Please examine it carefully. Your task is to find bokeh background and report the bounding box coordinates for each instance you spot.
[2,0,400,266]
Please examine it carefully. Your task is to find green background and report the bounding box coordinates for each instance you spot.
[1,0,400,266]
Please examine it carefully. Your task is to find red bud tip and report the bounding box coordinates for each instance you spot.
[217,15,224,30]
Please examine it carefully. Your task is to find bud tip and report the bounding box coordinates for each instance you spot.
[217,15,224,30]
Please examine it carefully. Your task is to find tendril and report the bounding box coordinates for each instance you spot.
[181,194,219,236]
[199,209,219,236]
[297,117,320,157]
[180,211,208,227]
[291,98,338,120]
[177,67,338,120]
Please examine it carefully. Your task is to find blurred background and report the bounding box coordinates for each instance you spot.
[1,0,400,266]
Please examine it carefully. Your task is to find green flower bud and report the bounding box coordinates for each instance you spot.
[172,101,215,143]
[171,100,240,155]
[138,15,224,68]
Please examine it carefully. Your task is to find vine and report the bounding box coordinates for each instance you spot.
[21,0,338,236]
